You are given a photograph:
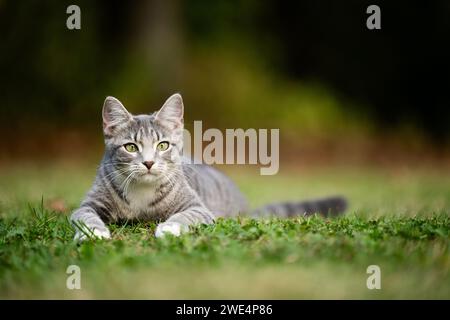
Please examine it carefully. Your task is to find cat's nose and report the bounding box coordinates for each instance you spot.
[142,161,155,170]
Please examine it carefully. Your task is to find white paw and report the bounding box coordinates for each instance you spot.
[155,222,187,238]
[74,227,111,242]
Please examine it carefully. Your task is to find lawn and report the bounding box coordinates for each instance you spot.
[0,161,449,299]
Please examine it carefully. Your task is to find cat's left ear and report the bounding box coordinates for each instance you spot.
[154,93,184,130]
[102,96,132,137]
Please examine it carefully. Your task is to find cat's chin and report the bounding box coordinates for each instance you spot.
[137,172,161,184]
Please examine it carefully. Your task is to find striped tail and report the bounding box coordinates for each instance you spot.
[251,196,348,218]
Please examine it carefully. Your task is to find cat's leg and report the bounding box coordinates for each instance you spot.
[71,206,111,241]
[155,205,215,238]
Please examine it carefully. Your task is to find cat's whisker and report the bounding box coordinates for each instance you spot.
[118,170,135,196]
[102,162,135,170]
[102,166,130,176]
[102,168,133,182]
[123,175,132,197]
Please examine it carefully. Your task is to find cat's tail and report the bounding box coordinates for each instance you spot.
[250,196,348,218]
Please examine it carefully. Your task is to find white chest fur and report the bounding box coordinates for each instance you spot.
[126,183,159,214]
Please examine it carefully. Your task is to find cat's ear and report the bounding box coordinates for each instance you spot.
[102,96,132,136]
[154,93,184,130]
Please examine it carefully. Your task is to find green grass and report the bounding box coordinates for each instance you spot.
[0,162,449,299]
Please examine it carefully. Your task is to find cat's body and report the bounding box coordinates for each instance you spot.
[76,159,248,223]
[71,94,346,240]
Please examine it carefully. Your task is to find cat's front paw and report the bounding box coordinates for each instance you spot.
[74,227,111,242]
[155,222,187,238]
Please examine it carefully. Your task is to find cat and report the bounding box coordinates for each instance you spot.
[71,93,347,240]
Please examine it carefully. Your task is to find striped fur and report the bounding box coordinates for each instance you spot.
[251,196,347,218]
[71,94,346,240]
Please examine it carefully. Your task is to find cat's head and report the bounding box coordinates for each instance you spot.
[102,93,184,184]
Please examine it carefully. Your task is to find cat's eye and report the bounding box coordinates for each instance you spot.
[124,143,138,153]
[157,141,170,151]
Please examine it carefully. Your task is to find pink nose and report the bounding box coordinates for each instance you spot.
[142,161,154,170]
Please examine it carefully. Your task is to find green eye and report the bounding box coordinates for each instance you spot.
[124,143,138,153]
[157,141,170,151]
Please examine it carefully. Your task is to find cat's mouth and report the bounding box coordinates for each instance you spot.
[137,170,161,183]
[140,170,156,177]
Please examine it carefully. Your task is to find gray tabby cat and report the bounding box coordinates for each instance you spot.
[71,94,347,240]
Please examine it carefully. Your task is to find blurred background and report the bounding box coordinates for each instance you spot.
[1,0,449,167]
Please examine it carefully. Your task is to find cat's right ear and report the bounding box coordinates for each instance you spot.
[102,96,132,136]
